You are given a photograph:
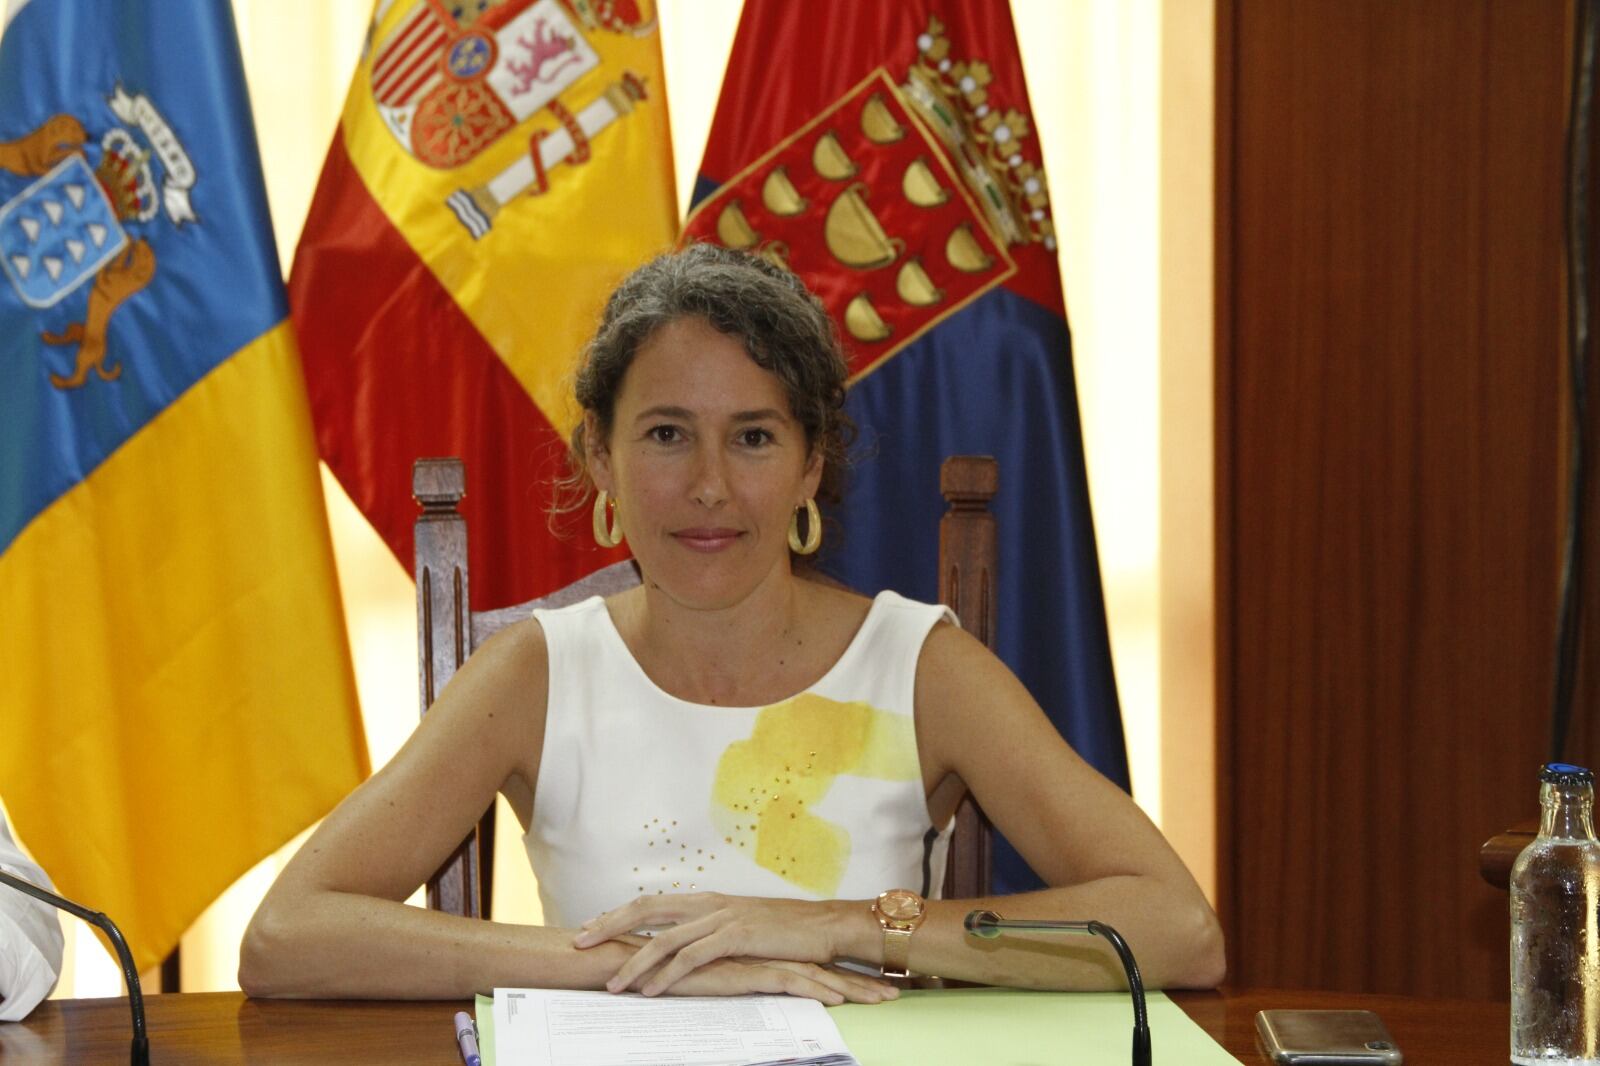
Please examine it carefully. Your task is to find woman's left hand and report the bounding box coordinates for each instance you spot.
[572,892,878,997]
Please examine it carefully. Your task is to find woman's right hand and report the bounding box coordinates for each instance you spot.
[657,956,897,1005]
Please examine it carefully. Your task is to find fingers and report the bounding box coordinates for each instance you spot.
[633,952,898,1005]
[635,926,740,995]
[728,961,897,1005]
[572,899,666,948]
[766,961,899,1005]
[573,892,722,948]
[750,964,847,1006]
[674,960,846,1005]
[577,895,891,1005]
[605,912,731,993]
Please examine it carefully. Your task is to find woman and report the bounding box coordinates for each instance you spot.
[240,244,1224,1003]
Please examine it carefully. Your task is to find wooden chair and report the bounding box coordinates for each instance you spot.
[1480,821,1536,890]
[935,456,998,902]
[412,454,1000,918]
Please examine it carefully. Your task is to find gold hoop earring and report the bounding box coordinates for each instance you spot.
[592,490,624,548]
[788,498,822,555]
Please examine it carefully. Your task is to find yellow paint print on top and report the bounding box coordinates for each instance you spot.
[711,694,919,896]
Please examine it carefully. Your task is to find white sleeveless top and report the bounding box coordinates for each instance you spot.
[524,590,955,928]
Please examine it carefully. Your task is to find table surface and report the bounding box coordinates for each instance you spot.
[0,985,1510,1064]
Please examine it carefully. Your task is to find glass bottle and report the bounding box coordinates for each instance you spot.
[1512,762,1600,1064]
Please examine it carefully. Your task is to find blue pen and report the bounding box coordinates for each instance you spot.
[453,1010,482,1066]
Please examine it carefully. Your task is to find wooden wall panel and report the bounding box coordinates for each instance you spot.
[1218,0,1568,998]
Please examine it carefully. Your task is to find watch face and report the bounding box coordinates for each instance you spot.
[879,889,923,921]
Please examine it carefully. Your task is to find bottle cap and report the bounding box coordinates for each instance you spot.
[1541,762,1596,785]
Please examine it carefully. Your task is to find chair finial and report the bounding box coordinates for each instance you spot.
[413,457,466,513]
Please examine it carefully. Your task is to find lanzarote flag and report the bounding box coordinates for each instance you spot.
[684,2,1127,894]
[292,0,677,605]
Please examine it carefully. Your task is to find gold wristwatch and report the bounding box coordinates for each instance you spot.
[871,888,927,978]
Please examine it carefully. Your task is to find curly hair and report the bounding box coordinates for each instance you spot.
[562,243,855,511]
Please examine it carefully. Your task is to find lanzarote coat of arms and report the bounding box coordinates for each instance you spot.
[366,0,657,238]
[682,16,1058,380]
[0,87,195,390]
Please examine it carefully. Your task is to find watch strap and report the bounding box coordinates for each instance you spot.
[881,926,914,978]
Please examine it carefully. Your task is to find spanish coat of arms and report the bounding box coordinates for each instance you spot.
[366,0,658,238]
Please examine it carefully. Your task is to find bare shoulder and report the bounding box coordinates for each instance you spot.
[915,617,1011,698]
[461,614,551,822]
[412,611,551,768]
[912,620,1060,778]
[447,611,548,697]
[473,610,550,677]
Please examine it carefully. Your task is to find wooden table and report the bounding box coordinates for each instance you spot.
[0,986,1509,1063]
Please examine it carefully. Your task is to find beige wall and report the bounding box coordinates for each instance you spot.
[1158,0,1216,904]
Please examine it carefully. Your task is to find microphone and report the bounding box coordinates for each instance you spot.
[0,869,149,1066]
[965,909,1150,1066]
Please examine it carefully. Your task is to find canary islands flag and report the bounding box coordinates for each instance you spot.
[684,1,1127,895]
[0,0,368,971]
[292,0,677,608]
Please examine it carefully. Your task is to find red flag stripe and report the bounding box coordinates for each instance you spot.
[289,130,629,606]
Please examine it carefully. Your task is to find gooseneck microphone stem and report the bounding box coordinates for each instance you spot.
[965,910,1150,1066]
[0,869,149,1066]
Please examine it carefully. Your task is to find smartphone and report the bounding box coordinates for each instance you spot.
[1254,1009,1403,1065]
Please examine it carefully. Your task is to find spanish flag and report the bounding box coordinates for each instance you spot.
[685,1,1127,896]
[0,0,368,971]
[291,0,677,607]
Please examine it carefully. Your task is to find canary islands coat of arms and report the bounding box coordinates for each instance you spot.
[0,86,197,390]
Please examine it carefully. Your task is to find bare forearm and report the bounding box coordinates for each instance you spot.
[829,878,1225,991]
[240,891,636,1000]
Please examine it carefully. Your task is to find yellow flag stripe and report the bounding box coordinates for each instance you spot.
[0,321,368,971]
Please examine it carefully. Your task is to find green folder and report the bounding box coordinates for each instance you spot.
[475,987,1241,1065]
[474,995,495,1064]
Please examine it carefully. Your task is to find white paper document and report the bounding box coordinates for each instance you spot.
[491,988,860,1066]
